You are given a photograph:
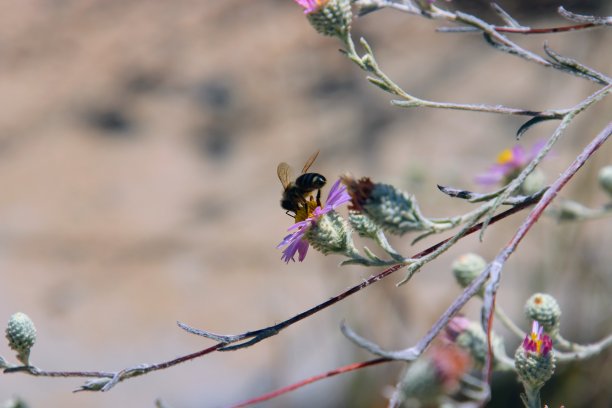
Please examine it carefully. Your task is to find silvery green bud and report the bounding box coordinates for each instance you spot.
[6,312,36,365]
[451,253,486,291]
[524,293,561,336]
[395,344,470,405]
[348,210,380,239]
[455,321,506,369]
[515,346,555,389]
[304,0,352,38]
[516,321,555,389]
[598,165,612,196]
[304,210,351,255]
[342,176,431,235]
[520,169,546,196]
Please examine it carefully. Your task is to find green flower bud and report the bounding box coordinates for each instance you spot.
[451,253,487,291]
[342,176,432,235]
[520,169,546,196]
[305,0,352,38]
[524,293,561,336]
[516,321,555,389]
[598,165,612,196]
[6,312,37,365]
[395,344,470,405]
[304,210,351,255]
[455,321,506,369]
[348,210,381,239]
[515,346,555,389]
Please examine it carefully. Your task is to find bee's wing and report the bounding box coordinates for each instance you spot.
[301,150,320,173]
[277,162,293,189]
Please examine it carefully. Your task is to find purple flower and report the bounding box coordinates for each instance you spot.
[476,141,545,186]
[277,178,351,263]
[293,0,328,14]
[522,321,553,357]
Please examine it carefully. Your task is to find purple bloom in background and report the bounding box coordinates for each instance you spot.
[476,141,545,186]
[277,178,351,263]
[293,0,328,14]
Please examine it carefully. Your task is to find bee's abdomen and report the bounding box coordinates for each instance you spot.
[295,173,326,191]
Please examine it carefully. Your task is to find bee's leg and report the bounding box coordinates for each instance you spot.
[285,210,295,218]
[315,189,322,207]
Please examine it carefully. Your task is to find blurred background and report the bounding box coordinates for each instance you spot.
[0,0,610,407]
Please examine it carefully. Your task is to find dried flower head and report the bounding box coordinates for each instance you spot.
[277,178,351,263]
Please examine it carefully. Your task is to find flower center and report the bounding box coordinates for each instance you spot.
[496,148,514,165]
[294,197,319,223]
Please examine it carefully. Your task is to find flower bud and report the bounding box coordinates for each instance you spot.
[520,169,546,196]
[395,343,470,405]
[515,321,555,389]
[296,0,352,38]
[598,165,612,196]
[348,210,381,239]
[304,210,351,255]
[524,293,561,336]
[454,320,506,369]
[6,312,37,365]
[451,253,486,291]
[342,176,431,235]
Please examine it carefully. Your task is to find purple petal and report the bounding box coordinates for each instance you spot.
[325,178,351,209]
[296,239,309,261]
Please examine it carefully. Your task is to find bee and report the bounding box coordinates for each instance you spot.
[277,150,327,216]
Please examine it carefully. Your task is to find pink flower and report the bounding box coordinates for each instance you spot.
[293,0,329,14]
[476,141,545,186]
[522,321,553,357]
[277,178,351,263]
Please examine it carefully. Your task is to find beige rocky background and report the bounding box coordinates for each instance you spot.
[0,1,610,407]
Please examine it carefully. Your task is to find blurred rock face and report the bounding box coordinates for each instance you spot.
[0,1,610,407]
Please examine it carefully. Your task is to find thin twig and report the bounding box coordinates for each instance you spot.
[228,358,392,408]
